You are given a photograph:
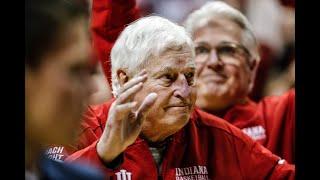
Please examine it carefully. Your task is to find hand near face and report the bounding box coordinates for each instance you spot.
[97,70,158,163]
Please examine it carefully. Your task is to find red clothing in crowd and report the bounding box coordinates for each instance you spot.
[90,0,140,85]
[65,100,294,180]
[222,89,295,163]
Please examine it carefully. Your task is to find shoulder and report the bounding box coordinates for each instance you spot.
[257,89,295,123]
[191,107,256,147]
[72,99,115,149]
[190,108,284,178]
[259,89,295,107]
[81,99,115,130]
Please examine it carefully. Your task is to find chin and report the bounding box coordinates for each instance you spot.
[165,115,190,129]
[142,117,190,142]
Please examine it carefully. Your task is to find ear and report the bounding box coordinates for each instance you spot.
[248,59,259,92]
[117,69,129,87]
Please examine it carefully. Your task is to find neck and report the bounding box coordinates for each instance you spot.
[201,98,248,117]
[142,121,187,143]
[141,134,172,148]
[141,131,171,143]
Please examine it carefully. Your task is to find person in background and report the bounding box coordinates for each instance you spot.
[25,0,103,179]
[44,0,141,161]
[184,1,295,163]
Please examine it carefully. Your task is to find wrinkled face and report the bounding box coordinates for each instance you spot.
[133,46,196,141]
[193,19,255,111]
[26,19,95,145]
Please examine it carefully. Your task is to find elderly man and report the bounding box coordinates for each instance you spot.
[56,1,295,179]
[184,1,295,164]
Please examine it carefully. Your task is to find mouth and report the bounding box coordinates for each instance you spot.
[164,104,191,110]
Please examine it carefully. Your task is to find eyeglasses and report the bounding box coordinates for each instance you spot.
[195,41,252,66]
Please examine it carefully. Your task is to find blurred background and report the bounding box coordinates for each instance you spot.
[136,0,295,102]
[90,0,295,103]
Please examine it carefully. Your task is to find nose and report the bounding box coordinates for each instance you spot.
[173,74,191,100]
[207,50,224,71]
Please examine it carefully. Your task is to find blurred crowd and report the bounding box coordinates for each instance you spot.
[132,0,295,101]
[91,0,295,102]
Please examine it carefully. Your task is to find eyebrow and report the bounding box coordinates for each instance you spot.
[194,41,211,48]
[152,64,195,77]
[152,66,174,77]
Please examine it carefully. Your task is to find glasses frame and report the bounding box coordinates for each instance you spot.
[195,41,254,76]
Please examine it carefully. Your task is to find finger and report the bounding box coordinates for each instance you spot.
[119,72,147,94]
[115,101,138,116]
[117,82,143,104]
[137,69,147,76]
[135,93,158,124]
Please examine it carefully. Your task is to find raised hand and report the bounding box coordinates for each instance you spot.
[97,70,157,163]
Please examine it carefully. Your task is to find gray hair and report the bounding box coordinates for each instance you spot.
[111,16,194,97]
[184,1,260,62]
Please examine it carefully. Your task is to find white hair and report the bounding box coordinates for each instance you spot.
[111,16,194,97]
[184,1,260,62]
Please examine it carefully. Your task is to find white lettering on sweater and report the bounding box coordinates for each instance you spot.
[176,166,209,180]
[45,146,64,162]
[242,125,266,140]
[115,169,132,180]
